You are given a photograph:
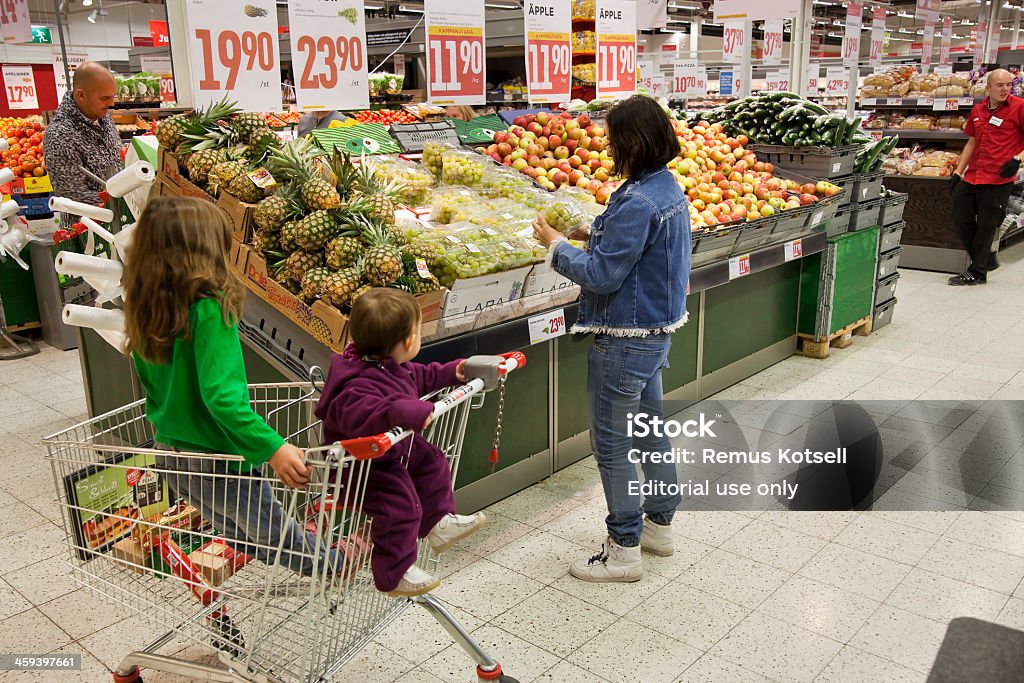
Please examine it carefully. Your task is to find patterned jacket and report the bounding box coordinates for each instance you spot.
[42,92,121,226]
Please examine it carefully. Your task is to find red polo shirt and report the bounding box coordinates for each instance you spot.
[964,95,1024,185]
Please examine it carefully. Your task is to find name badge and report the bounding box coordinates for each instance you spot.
[991,116,1004,127]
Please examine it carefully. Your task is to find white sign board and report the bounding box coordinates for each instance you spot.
[825,66,850,98]
[53,51,88,101]
[0,0,31,44]
[596,0,637,100]
[673,59,706,97]
[524,0,573,104]
[763,19,783,65]
[843,3,862,68]
[288,0,370,111]
[2,65,37,109]
[637,0,667,30]
[722,21,747,64]
[140,54,173,75]
[714,0,799,22]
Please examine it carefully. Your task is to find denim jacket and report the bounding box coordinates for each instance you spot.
[550,166,691,337]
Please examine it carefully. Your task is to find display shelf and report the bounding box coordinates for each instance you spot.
[877,129,967,140]
[859,96,979,109]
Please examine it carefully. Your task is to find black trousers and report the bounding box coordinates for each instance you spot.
[951,179,1012,278]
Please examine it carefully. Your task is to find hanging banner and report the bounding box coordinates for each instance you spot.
[3,65,38,109]
[288,0,369,111]
[149,20,170,48]
[53,51,88,101]
[869,7,885,69]
[637,0,667,30]
[713,0,799,22]
[763,19,783,65]
[915,0,939,24]
[722,21,747,64]
[987,24,1002,64]
[595,0,637,100]
[939,16,951,66]
[921,20,935,68]
[0,0,31,44]
[524,0,572,105]
[843,3,861,68]
[974,21,986,66]
[807,61,820,93]
[824,65,850,98]
[425,0,486,105]
[672,60,706,98]
[182,0,282,112]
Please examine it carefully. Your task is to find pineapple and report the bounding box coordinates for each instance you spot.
[325,235,364,271]
[269,141,342,210]
[300,267,332,303]
[226,171,266,203]
[357,215,403,286]
[156,113,191,150]
[349,284,373,304]
[294,210,337,251]
[321,266,364,307]
[395,274,441,295]
[279,221,298,251]
[285,250,325,283]
[251,229,280,255]
[233,112,268,142]
[254,194,289,233]
[353,159,403,222]
[207,158,248,197]
[328,149,360,201]
[185,147,227,185]
[157,96,239,151]
[402,241,442,267]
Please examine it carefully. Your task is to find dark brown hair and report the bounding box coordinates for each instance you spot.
[348,288,421,357]
[123,197,245,364]
[605,95,678,179]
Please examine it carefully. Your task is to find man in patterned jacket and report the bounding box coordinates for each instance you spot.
[42,62,121,226]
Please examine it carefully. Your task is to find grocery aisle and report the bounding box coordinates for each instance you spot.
[3,249,1024,683]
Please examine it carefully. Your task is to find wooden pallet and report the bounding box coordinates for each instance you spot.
[6,321,40,333]
[797,315,873,359]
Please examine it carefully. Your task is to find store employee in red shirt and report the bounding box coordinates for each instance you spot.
[949,69,1024,285]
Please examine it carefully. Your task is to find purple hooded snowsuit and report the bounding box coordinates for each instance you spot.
[315,343,462,592]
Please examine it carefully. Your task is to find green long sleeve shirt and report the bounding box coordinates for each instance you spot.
[133,297,285,467]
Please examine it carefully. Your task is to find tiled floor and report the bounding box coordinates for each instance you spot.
[3,242,1024,682]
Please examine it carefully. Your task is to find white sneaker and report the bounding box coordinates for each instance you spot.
[427,513,486,553]
[569,537,643,583]
[386,565,440,597]
[640,518,674,557]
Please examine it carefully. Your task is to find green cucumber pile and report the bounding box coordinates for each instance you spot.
[704,92,861,147]
[852,136,898,173]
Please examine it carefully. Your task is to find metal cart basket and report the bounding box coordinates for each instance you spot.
[44,353,525,683]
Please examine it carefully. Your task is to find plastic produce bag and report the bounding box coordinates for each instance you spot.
[441,149,487,187]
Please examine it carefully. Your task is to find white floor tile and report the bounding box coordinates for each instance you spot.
[996,596,1024,631]
[798,543,912,602]
[626,581,747,652]
[492,586,618,659]
[675,654,776,683]
[709,612,843,683]
[753,574,879,643]
[719,520,826,573]
[812,645,923,683]
[848,605,947,674]
[421,624,559,683]
[567,617,701,683]
[885,567,1009,623]
[677,548,790,609]
[431,558,545,622]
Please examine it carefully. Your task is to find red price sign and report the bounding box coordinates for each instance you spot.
[184,0,281,112]
[528,307,567,344]
[596,0,637,99]
[160,76,176,103]
[428,31,485,95]
[722,22,746,63]
[763,19,783,65]
[784,239,803,262]
[2,65,37,110]
[597,40,636,91]
[527,36,571,100]
[289,0,370,111]
[825,67,849,97]
[729,254,751,280]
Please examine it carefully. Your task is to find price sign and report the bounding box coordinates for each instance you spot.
[915,0,939,24]
[722,21,746,63]
[160,75,176,103]
[719,70,735,96]
[987,24,1001,64]
[807,61,820,93]
[596,0,637,100]
[765,70,788,93]
[638,59,655,91]
[869,6,885,69]
[974,21,987,66]
[933,97,960,112]
[939,17,952,66]
[288,0,369,111]
[784,239,803,262]
[524,0,572,104]
[868,130,883,142]
[672,60,706,97]
[842,3,861,68]
[824,66,849,98]
[183,0,281,112]
[52,51,88,100]
[2,65,37,109]
[528,308,567,344]
[0,0,31,44]
[763,19,783,65]
[921,20,935,68]
[426,0,486,105]
[729,254,751,280]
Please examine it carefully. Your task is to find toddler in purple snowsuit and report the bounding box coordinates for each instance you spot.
[315,288,486,596]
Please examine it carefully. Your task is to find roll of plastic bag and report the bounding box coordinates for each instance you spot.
[54,251,124,281]
[62,304,125,332]
[49,196,114,223]
[0,199,20,219]
[105,161,155,198]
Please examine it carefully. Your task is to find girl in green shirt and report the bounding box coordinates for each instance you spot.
[122,196,342,577]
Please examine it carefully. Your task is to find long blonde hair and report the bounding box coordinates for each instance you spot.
[123,197,245,364]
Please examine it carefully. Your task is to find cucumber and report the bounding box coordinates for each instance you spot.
[845,117,862,144]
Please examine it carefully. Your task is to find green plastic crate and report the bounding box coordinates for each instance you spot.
[0,246,39,327]
[798,227,879,340]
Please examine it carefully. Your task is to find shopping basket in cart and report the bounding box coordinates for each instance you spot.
[44,352,526,683]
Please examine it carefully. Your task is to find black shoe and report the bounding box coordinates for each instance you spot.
[948,271,986,286]
[989,254,1000,271]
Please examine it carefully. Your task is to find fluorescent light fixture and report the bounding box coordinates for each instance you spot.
[897,11,913,18]
[82,0,92,5]
[364,3,383,8]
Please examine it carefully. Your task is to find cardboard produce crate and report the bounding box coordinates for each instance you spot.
[157,146,257,242]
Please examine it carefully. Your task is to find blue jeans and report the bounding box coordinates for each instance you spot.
[156,447,341,576]
[588,334,681,547]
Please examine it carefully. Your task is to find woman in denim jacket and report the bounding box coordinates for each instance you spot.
[533,95,691,582]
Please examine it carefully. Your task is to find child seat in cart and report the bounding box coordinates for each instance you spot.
[43,352,526,683]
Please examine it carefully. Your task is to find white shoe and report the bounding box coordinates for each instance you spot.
[640,517,674,557]
[427,513,486,553]
[386,565,440,597]
[569,537,643,583]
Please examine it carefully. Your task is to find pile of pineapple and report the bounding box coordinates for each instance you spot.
[156,98,281,204]
[250,141,443,309]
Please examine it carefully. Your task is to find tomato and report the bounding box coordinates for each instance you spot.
[31,122,40,131]
[31,166,44,177]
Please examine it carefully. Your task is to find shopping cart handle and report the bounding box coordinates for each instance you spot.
[340,427,408,460]
[499,351,526,372]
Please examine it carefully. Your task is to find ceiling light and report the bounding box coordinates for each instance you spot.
[87,8,98,22]
[82,0,93,6]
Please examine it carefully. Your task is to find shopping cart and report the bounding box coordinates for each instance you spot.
[44,352,526,683]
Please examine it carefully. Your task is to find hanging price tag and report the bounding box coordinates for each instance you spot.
[160,75,176,104]
[183,0,282,112]
[921,20,935,68]
[596,0,637,100]
[843,3,862,68]
[722,21,746,64]
[426,0,486,105]
[0,0,30,44]
[525,0,572,104]
[807,61,820,94]
[672,60,706,98]
[729,254,751,280]
[763,19,783,65]
[824,66,849,98]
[784,239,803,262]
[528,308,567,344]
[2,65,37,109]
[939,17,952,66]
[288,0,369,112]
